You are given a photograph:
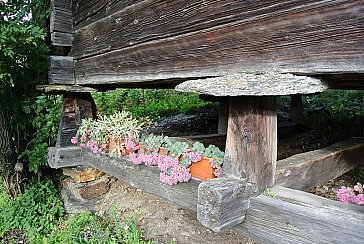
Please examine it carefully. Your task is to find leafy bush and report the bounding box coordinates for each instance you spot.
[0,180,64,243]
[93,89,216,121]
[19,95,62,173]
[47,208,150,244]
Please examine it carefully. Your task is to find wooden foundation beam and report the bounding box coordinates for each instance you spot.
[224,96,277,192]
[276,138,364,191]
[235,186,364,244]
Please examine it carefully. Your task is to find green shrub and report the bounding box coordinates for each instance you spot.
[19,95,62,173]
[0,180,64,243]
[47,208,150,244]
[93,89,217,121]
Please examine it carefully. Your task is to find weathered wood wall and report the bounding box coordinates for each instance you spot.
[68,0,364,88]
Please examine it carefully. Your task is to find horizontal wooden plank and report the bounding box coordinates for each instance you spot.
[72,0,144,30]
[73,0,364,85]
[276,138,364,190]
[235,186,364,244]
[48,56,75,84]
[74,0,326,59]
[48,146,200,211]
[175,73,328,96]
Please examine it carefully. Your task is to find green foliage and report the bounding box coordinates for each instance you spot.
[19,95,62,173]
[304,90,364,119]
[0,0,51,177]
[93,89,216,121]
[263,188,277,199]
[47,208,150,244]
[0,180,64,243]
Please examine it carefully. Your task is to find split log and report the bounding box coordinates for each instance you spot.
[235,186,364,244]
[48,56,75,85]
[224,96,277,193]
[175,73,327,96]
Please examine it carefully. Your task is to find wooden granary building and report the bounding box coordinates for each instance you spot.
[46,1,364,243]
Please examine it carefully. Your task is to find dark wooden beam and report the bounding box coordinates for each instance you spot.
[235,186,364,244]
[48,56,75,85]
[224,96,277,193]
[51,0,73,46]
[72,1,364,85]
[289,94,303,121]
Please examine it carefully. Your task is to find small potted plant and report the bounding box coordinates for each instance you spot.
[71,111,145,157]
[108,111,144,157]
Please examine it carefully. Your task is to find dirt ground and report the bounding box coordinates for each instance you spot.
[99,179,256,244]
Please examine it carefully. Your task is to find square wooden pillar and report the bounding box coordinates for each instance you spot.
[224,96,277,192]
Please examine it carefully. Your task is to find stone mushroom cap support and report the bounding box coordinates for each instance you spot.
[175,72,327,96]
[176,72,328,231]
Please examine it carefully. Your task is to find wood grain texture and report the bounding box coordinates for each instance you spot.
[51,32,73,46]
[276,138,364,190]
[224,96,277,193]
[175,73,328,96]
[74,0,319,58]
[48,146,84,169]
[235,186,364,244]
[73,0,364,85]
[197,178,252,232]
[72,0,144,30]
[48,56,75,85]
[51,0,73,46]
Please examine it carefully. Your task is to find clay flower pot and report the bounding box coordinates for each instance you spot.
[108,136,134,156]
[189,157,216,180]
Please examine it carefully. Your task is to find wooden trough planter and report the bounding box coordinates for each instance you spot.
[49,137,364,243]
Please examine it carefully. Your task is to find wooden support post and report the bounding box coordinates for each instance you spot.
[218,101,228,134]
[56,93,96,147]
[289,94,303,121]
[224,96,277,192]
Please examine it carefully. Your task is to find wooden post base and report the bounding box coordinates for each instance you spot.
[197,178,254,232]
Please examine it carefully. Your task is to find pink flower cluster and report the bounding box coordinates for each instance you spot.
[337,185,364,205]
[71,136,107,155]
[124,136,139,151]
[129,152,191,185]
